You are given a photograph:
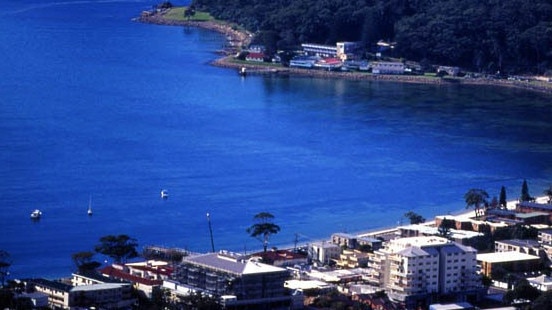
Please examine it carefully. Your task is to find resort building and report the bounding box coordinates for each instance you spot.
[301,42,361,60]
[171,250,291,309]
[369,236,482,308]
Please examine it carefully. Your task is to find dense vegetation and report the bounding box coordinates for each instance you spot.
[191,0,552,74]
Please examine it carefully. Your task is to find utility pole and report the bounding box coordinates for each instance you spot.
[207,213,215,252]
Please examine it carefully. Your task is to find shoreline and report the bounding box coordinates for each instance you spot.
[136,11,552,95]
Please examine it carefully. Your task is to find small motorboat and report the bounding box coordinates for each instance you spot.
[30,209,42,219]
[160,189,169,199]
[87,196,93,216]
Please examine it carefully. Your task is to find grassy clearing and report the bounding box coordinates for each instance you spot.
[164,7,214,22]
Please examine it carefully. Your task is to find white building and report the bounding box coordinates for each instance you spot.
[369,236,481,307]
[527,275,552,291]
[309,241,341,265]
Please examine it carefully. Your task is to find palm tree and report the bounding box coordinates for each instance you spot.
[246,212,280,253]
[464,189,489,219]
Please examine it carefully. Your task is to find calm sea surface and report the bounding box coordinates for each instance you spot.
[1,0,551,279]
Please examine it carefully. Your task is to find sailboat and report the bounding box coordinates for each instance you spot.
[87,196,93,216]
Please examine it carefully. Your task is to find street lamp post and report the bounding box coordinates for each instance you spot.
[207,213,215,252]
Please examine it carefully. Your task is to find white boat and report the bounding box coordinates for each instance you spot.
[160,189,169,199]
[30,209,42,219]
[87,196,93,216]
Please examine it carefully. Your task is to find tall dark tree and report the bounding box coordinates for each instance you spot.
[246,212,280,253]
[438,217,455,238]
[533,290,552,310]
[543,185,552,204]
[464,188,489,219]
[520,179,533,202]
[71,251,101,272]
[95,235,139,264]
[499,186,507,209]
[0,250,11,287]
[404,211,425,224]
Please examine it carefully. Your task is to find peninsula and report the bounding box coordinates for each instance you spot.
[136,7,552,94]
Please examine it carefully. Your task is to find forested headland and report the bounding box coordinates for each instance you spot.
[191,0,552,75]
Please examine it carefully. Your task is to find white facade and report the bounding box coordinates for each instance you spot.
[370,236,480,302]
[309,241,341,265]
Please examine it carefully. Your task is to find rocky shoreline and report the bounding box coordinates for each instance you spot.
[137,11,552,94]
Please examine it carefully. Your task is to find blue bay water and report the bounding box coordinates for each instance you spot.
[1,0,551,279]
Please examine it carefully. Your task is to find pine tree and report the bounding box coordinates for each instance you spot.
[520,179,533,202]
[499,186,507,209]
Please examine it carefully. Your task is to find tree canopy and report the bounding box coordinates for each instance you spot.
[404,211,425,224]
[520,179,534,202]
[464,188,489,219]
[246,212,281,253]
[95,235,139,263]
[71,251,101,272]
[0,250,11,287]
[192,0,552,74]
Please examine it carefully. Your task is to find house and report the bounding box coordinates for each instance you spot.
[437,66,461,76]
[171,250,291,309]
[246,52,265,62]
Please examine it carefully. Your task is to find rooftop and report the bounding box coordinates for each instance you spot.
[388,236,450,250]
[183,251,286,275]
[495,239,540,247]
[477,251,540,263]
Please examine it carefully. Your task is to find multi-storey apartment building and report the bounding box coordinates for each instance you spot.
[369,236,482,308]
[494,239,542,256]
[26,277,135,309]
[172,251,291,309]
